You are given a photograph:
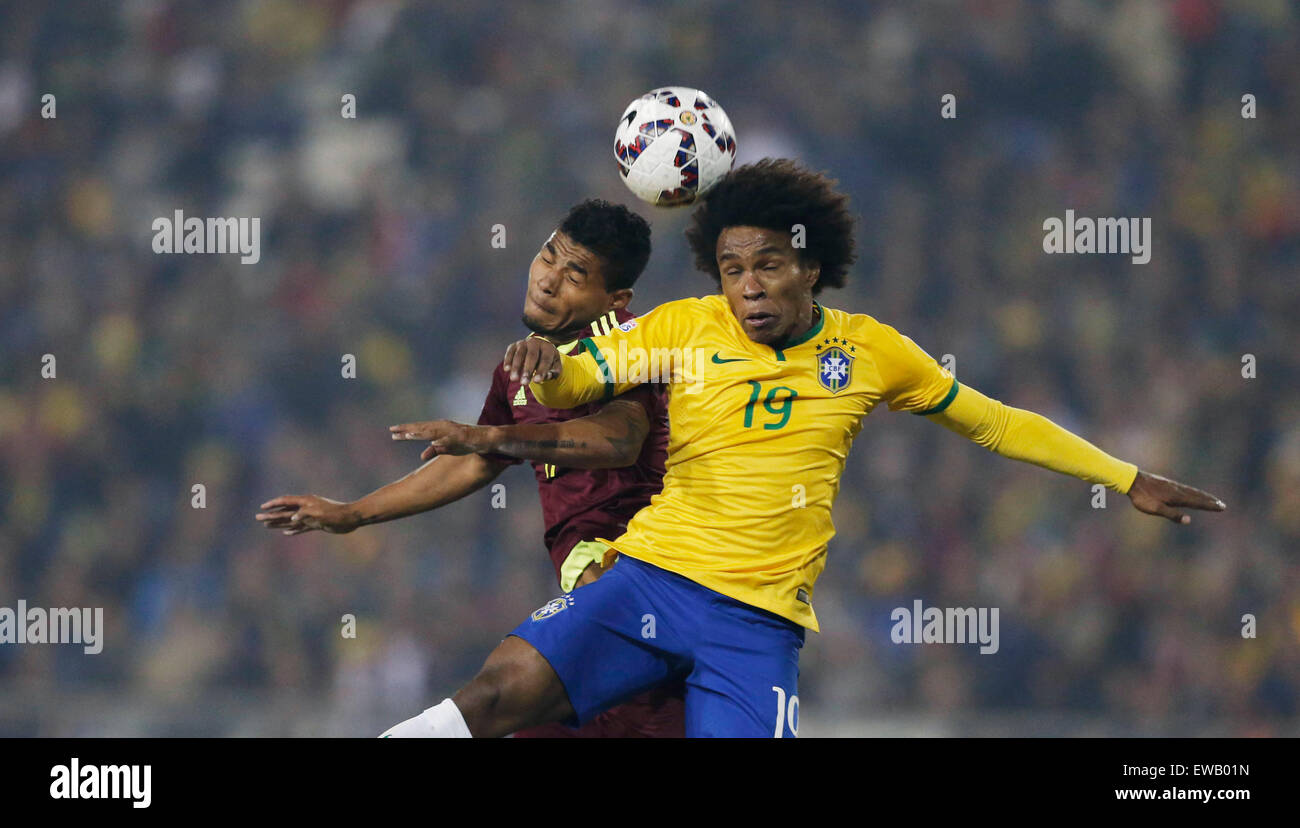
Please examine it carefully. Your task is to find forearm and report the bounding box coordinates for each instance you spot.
[928,383,1138,493]
[478,417,642,469]
[352,452,505,526]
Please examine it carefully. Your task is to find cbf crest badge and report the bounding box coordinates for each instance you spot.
[816,338,854,393]
[531,595,574,622]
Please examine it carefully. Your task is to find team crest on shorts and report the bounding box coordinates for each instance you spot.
[817,344,854,393]
[531,595,574,621]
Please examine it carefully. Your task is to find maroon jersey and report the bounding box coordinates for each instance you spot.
[476,307,669,583]
[478,306,681,733]
[478,307,682,739]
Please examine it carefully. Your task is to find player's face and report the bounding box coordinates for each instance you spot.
[716,226,820,346]
[522,231,630,339]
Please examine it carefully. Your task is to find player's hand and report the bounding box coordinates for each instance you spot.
[390,420,488,460]
[1126,470,1225,525]
[255,495,360,535]
[503,338,561,384]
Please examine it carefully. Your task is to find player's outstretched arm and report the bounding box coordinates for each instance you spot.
[507,303,686,408]
[505,335,653,409]
[925,382,1225,525]
[503,336,610,410]
[255,452,508,536]
[390,398,651,469]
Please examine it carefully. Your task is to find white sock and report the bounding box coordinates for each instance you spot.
[379,698,473,738]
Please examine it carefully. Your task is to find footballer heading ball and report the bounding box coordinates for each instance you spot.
[614,86,737,207]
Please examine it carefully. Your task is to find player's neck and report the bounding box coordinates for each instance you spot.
[774,302,820,349]
[541,322,591,346]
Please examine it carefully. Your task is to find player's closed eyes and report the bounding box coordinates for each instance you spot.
[540,254,582,284]
[723,265,778,278]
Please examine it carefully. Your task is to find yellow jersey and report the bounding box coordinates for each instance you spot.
[531,294,1137,630]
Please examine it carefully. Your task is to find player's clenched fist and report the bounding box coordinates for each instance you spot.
[255,495,360,535]
[503,338,561,384]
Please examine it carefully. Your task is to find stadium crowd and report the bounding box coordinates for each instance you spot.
[1,0,1297,735]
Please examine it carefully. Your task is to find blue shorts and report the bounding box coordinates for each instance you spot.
[509,555,806,737]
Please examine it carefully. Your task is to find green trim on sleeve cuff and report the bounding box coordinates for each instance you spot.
[579,338,615,403]
[914,378,960,416]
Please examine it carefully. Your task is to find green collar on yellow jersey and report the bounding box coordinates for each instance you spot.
[770,302,826,362]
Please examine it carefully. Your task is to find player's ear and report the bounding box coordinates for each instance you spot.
[607,287,633,312]
[804,261,821,291]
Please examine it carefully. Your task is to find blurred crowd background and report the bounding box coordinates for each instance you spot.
[1,0,1297,736]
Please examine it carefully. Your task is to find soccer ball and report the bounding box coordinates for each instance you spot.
[614,87,737,207]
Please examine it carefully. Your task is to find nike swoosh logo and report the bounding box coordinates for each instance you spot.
[711,353,750,364]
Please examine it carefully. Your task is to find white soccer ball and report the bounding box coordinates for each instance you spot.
[614,86,737,207]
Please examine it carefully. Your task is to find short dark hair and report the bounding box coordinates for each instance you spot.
[558,199,652,292]
[685,158,856,294]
